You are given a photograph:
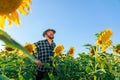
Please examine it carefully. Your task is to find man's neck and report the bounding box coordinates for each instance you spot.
[47,38,53,45]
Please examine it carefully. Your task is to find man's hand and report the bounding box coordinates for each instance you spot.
[35,59,42,67]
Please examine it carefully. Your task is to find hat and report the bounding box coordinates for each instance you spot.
[43,29,56,37]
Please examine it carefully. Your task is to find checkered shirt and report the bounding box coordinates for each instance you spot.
[34,39,56,72]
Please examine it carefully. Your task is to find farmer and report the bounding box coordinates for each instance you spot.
[34,29,56,80]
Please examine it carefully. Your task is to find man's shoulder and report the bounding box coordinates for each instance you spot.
[35,40,46,44]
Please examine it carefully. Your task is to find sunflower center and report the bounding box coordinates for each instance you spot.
[0,0,22,14]
[5,47,14,51]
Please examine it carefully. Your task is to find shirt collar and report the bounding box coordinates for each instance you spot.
[45,39,54,45]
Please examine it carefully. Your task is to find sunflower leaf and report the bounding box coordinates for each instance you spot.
[83,44,92,47]
[0,30,35,62]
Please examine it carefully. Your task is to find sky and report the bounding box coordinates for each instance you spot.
[0,0,120,57]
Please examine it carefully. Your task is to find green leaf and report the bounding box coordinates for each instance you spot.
[94,33,99,37]
[86,66,93,73]
[78,53,88,57]
[0,74,9,80]
[18,75,24,80]
[48,73,56,80]
[0,30,35,62]
[42,63,51,68]
[83,44,92,47]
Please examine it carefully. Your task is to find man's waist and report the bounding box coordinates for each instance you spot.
[37,67,51,72]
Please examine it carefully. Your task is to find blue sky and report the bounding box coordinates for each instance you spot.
[1,0,120,57]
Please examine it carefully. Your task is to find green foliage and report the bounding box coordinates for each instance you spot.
[0,30,120,80]
[0,28,37,80]
[48,52,120,80]
[0,51,36,80]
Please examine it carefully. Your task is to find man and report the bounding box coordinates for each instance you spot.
[34,29,56,80]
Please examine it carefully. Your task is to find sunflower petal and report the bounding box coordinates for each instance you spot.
[6,14,13,26]
[0,15,5,29]
[21,2,31,12]
[11,11,21,25]
[18,6,28,15]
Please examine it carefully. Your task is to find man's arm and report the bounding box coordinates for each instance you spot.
[34,41,42,67]
[35,59,42,67]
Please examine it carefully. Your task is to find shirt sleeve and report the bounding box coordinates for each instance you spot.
[34,41,40,52]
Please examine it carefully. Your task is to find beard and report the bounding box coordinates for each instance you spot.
[46,34,54,39]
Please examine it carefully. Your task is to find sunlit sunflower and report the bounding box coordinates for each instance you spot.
[96,29,113,46]
[89,49,95,57]
[89,46,96,56]
[53,44,64,57]
[113,44,120,54]
[18,50,27,57]
[61,54,66,61]
[68,47,75,57]
[101,40,112,52]
[0,0,32,29]
[0,53,5,57]
[0,50,5,57]
[4,46,16,53]
[114,57,120,62]
[24,43,36,55]
[96,37,103,46]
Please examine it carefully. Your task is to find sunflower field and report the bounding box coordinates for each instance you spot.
[47,29,120,80]
[0,28,120,80]
[0,0,120,80]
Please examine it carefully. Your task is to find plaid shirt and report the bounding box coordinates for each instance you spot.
[34,39,56,72]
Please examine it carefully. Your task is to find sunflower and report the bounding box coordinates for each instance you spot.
[89,46,96,56]
[24,43,36,55]
[68,47,75,57]
[96,29,113,46]
[0,50,5,57]
[0,0,32,29]
[18,50,27,57]
[89,49,95,57]
[113,44,120,53]
[61,54,66,61]
[114,57,120,62]
[53,44,64,57]
[4,46,16,53]
[101,40,112,52]
[96,39,103,46]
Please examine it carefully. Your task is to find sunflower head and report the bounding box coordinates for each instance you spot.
[0,0,22,14]
[0,0,32,29]
[89,49,95,56]
[4,46,16,53]
[18,50,27,57]
[61,54,66,61]
[0,50,5,57]
[96,39,103,46]
[96,29,113,46]
[53,44,64,57]
[101,40,112,52]
[61,54,66,57]
[68,47,75,57]
[24,43,36,55]
[113,44,120,53]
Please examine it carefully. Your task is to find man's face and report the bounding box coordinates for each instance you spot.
[45,31,54,39]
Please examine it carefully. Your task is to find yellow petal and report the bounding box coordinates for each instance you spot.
[18,6,28,15]
[0,15,5,29]
[21,2,31,12]
[11,11,21,25]
[6,14,13,26]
